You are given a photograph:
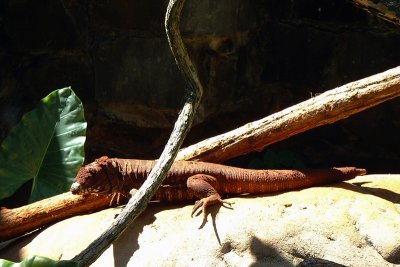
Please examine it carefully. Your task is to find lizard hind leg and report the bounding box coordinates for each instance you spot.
[187,174,233,220]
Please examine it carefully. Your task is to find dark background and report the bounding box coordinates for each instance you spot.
[1,0,399,173]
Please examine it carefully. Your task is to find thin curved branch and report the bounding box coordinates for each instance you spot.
[166,0,203,99]
[71,0,202,265]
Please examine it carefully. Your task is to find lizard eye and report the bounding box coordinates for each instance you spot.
[70,182,82,194]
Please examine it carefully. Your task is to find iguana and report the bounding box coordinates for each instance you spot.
[70,156,366,216]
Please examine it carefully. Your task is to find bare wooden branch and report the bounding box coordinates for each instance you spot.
[0,193,110,241]
[349,0,400,26]
[70,0,202,266]
[177,66,400,163]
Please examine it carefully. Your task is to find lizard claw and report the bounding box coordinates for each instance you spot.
[108,191,129,206]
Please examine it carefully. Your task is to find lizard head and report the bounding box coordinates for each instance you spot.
[70,156,112,195]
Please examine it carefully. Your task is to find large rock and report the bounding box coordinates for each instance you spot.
[1,175,399,266]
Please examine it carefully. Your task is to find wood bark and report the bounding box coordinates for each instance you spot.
[349,0,400,26]
[0,193,110,241]
[176,66,400,163]
[70,0,202,266]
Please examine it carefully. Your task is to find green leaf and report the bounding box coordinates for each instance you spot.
[0,255,78,267]
[0,87,86,203]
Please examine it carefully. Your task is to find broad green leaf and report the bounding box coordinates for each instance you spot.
[0,255,78,267]
[0,87,86,203]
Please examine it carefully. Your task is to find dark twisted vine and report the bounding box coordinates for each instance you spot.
[71,0,202,265]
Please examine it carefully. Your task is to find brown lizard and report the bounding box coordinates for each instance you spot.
[70,156,366,217]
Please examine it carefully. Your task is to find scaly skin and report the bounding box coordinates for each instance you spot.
[71,156,366,215]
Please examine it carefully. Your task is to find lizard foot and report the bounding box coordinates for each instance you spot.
[108,191,129,206]
[191,194,234,220]
[187,174,234,225]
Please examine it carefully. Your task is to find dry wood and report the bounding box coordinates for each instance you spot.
[177,66,400,163]
[0,192,110,241]
[350,0,400,26]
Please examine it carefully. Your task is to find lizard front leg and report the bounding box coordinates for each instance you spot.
[187,174,233,220]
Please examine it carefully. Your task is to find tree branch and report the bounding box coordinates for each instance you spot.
[349,0,400,26]
[70,0,202,265]
[0,193,110,241]
[176,66,400,163]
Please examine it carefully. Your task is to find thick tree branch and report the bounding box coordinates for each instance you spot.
[176,66,400,163]
[70,0,202,265]
[349,0,400,26]
[0,193,110,241]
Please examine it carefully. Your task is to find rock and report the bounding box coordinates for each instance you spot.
[94,36,186,128]
[1,175,399,266]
